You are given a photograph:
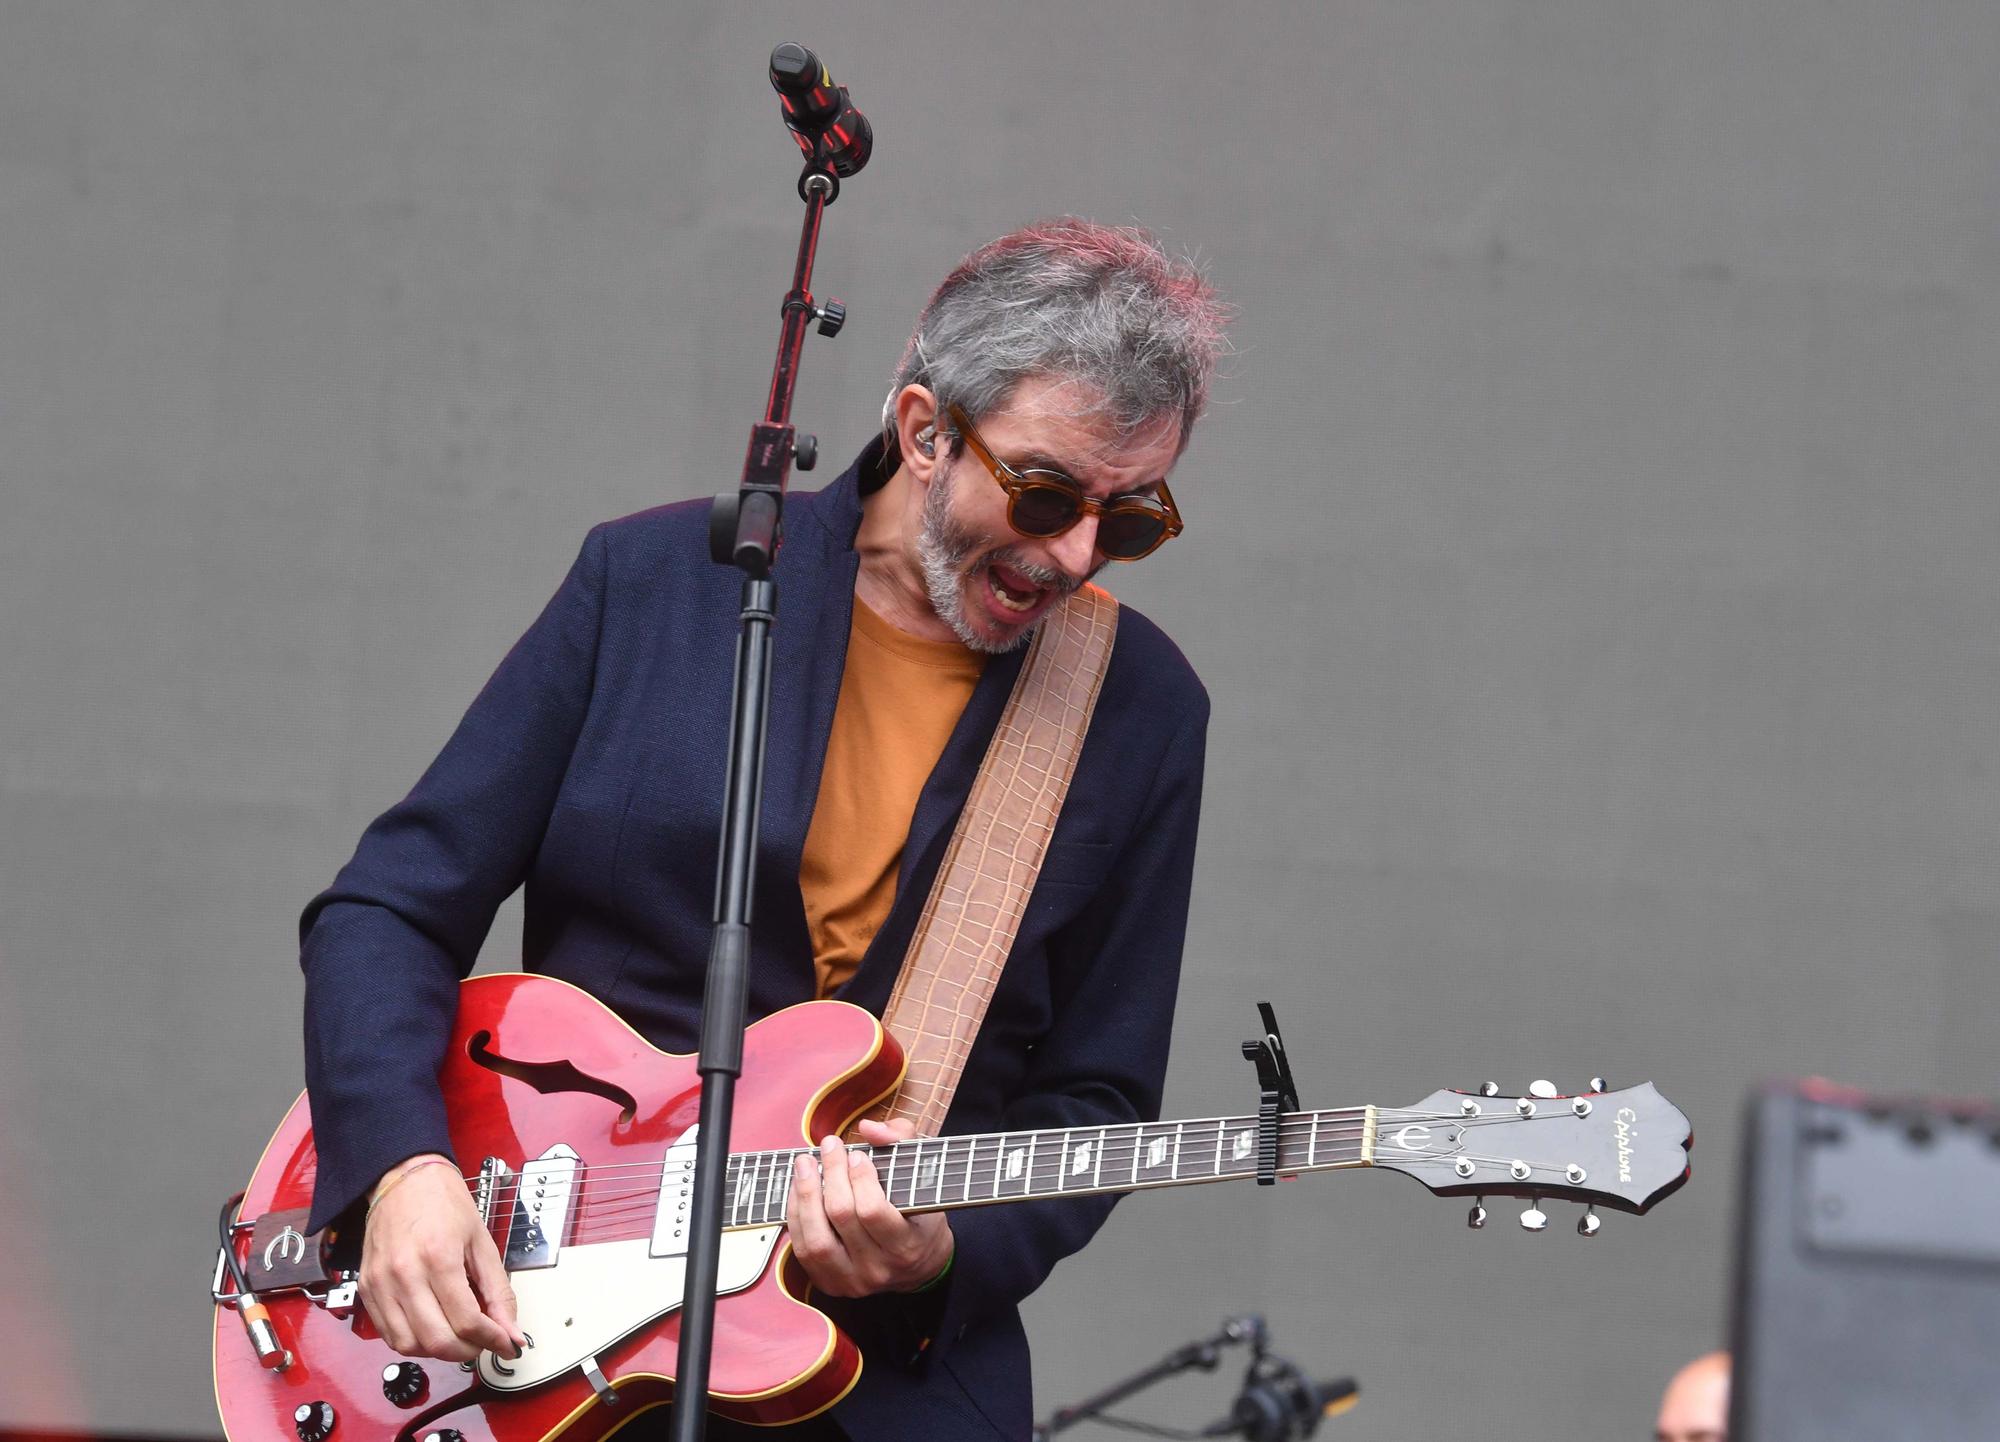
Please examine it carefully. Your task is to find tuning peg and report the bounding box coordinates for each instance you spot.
[1589,1076,1607,1093]
[1528,1080,1559,1099]
[1478,1082,1499,1097]
[1519,1201,1548,1232]
[1578,1206,1601,1237]
[1467,1198,1487,1229]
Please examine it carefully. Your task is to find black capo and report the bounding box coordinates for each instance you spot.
[1241,1001,1302,1186]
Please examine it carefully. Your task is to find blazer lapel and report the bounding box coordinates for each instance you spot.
[760,542,860,870]
[744,454,870,1000]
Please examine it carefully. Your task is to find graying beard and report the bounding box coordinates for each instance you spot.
[916,461,1069,655]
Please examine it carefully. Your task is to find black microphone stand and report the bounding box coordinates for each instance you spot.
[669,44,868,1442]
[1033,1316,1268,1440]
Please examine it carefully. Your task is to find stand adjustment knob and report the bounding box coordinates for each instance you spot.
[794,433,818,471]
[815,299,846,337]
[293,1402,336,1442]
[382,1361,429,1406]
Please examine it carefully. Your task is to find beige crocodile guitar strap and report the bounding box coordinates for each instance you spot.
[866,582,1120,1136]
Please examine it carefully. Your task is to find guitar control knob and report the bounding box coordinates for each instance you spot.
[382,1361,429,1407]
[293,1402,336,1442]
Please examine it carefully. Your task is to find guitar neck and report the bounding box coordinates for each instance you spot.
[718,1108,1376,1229]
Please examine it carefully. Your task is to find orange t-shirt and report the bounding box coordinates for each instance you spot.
[799,597,986,997]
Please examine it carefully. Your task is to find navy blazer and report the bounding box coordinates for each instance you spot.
[300,438,1209,1439]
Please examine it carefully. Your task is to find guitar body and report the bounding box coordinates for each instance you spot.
[214,974,905,1440]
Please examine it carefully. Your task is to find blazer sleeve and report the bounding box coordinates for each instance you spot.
[925,689,1210,1356]
[299,525,609,1233]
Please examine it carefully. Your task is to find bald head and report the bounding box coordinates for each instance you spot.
[1654,1352,1730,1442]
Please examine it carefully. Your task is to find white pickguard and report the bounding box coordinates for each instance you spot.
[475,1229,783,1392]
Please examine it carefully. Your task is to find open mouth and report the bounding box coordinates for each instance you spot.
[984,559,1052,618]
[984,560,1048,612]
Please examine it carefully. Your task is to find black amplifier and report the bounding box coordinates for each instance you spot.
[1729,1080,2000,1441]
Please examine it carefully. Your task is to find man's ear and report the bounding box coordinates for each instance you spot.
[893,384,942,487]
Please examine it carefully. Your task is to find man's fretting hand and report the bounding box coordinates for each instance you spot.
[358,1153,529,1362]
[788,1118,955,1297]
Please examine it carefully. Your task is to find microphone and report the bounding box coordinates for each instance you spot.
[769,42,872,177]
[1198,1356,1358,1441]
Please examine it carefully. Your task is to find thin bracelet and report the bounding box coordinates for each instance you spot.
[910,1251,954,1294]
[366,1157,456,1219]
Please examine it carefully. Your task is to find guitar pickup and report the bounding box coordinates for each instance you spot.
[505,1145,580,1271]
[651,1125,701,1259]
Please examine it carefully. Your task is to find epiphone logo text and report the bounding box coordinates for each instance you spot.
[1615,1107,1638,1184]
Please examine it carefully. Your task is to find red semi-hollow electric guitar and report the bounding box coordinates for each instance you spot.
[212,974,1690,1439]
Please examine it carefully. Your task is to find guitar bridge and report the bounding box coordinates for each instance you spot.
[476,1156,516,1237]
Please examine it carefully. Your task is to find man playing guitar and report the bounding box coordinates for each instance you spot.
[300,218,1226,1439]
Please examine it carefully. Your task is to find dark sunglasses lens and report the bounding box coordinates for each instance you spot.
[1098,506,1169,559]
[1009,481,1083,536]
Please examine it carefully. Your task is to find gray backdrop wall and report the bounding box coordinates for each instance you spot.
[3,2,1996,1438]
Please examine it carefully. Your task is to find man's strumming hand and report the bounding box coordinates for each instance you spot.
[359,1153,529,1362]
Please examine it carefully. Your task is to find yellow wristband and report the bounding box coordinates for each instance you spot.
[366,1156,455,1218]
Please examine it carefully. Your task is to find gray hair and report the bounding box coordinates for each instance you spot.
[882,217,1228,457]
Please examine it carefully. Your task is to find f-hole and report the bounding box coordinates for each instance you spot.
[467,1031,639,1123]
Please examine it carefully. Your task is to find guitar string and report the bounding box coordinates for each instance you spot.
[485,1125,1378,1207]
[464,1121,1386,1213]
[425,1111,1601,1240]
[446,1104,1561,1196]
[466,1132,1586,1247]
[522,1143,1584,1249]
[476,1121,1387,1241]
[497,1150,1583,1244]
[456,1106,1579,1214]
[463,1121,1372,1195]
[459,1110,1577,1208]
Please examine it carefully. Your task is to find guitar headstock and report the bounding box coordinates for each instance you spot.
[1371,1080,1690,1231]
